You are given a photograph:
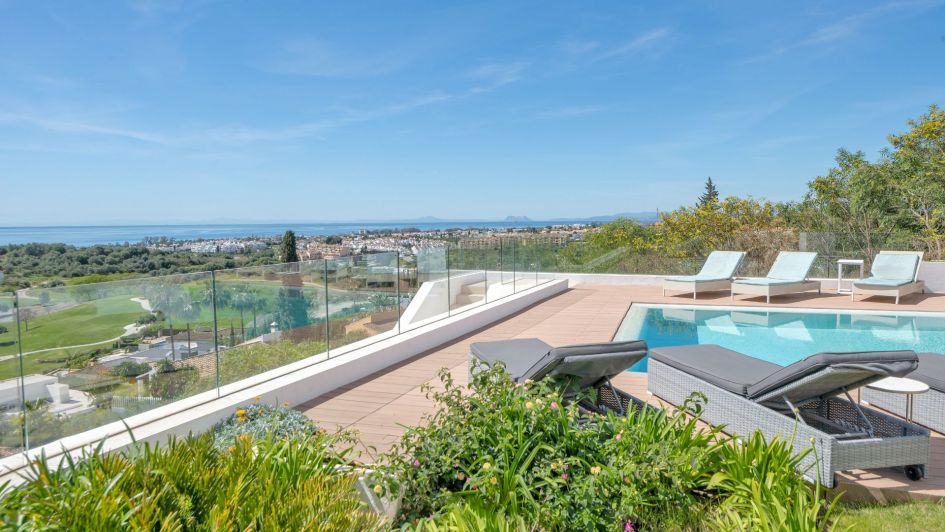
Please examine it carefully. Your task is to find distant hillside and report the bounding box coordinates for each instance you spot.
[550,212,660,225]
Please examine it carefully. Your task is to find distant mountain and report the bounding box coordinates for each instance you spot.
[548,212,660,224]
[504,216,532,222]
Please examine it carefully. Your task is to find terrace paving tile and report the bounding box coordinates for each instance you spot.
[299,283,945,502]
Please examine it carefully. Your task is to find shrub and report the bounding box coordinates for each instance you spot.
[110,360,151,377]
[708,431,840,531]
[379,363,840,531]
[0,431,383,530]
[378,363,724,530]
[212,401,318,450]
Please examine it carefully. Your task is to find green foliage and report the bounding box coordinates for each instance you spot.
[219,339,328,385]
[110,360,151,377]
[379,363,839,531]
[379,363,724,530]
[408,498,534,531]
[0,432,383,530]
[211,401,318,450]
[0,242,276,290]
[699,176,719,207]
[708,431,839,531]
[280,230,300,263]
[147,361,199,399]
[584,218,652,252]
[834,500,945,530]
[274,285,311,334]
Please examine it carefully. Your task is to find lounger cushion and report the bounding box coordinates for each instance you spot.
[697,251,745,279]
[664,275,731,283]
[469,338,552,380]
[469,339,648,386]
[649,345,780,396]
[733,277,808,286]
[530,341,647,384]
[853,277,914,288]
[746,351,918,401]
[908,352,945,393]
[766,251,817,281]
[868,253,920,281]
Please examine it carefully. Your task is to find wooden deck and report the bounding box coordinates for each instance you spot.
[298,284,945,502]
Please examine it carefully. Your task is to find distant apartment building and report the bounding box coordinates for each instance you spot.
[457,232,575,249]
[302,243,353,260]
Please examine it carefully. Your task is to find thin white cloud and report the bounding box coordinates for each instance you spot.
[0,89,463,148]
[0,111,166,144]
[594,28,671,61]
[744,0,945,63]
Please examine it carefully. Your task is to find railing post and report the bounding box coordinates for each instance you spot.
[396,251,402,335]
[512,239,516,293]
[324,260,331,357]
[446,246,451,316]
[14,292,28,450]
[211,270,221,394]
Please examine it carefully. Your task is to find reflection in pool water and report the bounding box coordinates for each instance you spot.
[614,305,945,372]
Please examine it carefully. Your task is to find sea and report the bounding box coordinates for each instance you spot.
[0,221,601,247]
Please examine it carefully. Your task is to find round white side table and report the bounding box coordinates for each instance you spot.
[865,377,929,422]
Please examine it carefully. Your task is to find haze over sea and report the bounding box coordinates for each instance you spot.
[0,220,607,247]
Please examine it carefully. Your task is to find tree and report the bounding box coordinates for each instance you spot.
[584,218,652,252]
[280,230,300,263]
[887,104,945,259]
[0,325,8,335]
[801,149,900,262]
[273,286,310,337]
[698,177,719,207]
[18,306,34,332]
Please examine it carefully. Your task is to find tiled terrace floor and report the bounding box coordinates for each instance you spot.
[298,284,945,502]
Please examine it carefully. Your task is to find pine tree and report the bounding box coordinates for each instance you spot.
[698,177,719,207]
[280,230,300,263]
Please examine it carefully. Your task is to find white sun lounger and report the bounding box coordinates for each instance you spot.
[730,251,820,304]
[662,251,746,299]
[852,251,925,304]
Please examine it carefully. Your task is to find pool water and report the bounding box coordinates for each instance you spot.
[614,304,945,372]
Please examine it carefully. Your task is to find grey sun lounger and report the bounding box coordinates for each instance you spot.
[730,251,821,303]
[647,345,929,487]
[852,251,925,304]
[468,338,650,416]
[863,352,945,434]
[662,251,746,299]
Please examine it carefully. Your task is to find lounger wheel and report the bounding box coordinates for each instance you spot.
[904,465,923,481]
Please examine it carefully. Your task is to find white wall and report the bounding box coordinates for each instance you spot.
[397,271,485,328]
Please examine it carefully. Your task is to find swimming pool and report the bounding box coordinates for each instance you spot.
[614,304,945,372]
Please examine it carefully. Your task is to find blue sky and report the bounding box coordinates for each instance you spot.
[1,0,944,225]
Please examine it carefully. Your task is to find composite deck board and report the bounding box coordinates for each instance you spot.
[298,283,945,501]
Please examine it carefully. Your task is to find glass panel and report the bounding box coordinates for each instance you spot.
[213,261,328,386]
[326,252,400,353]
[535,243,556,285]
[485,238,510,302]
[16,273,217,449]
[513,239,539,293]
[447,244,487,315]
[0,292,24,454]
[401,247,449,331]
